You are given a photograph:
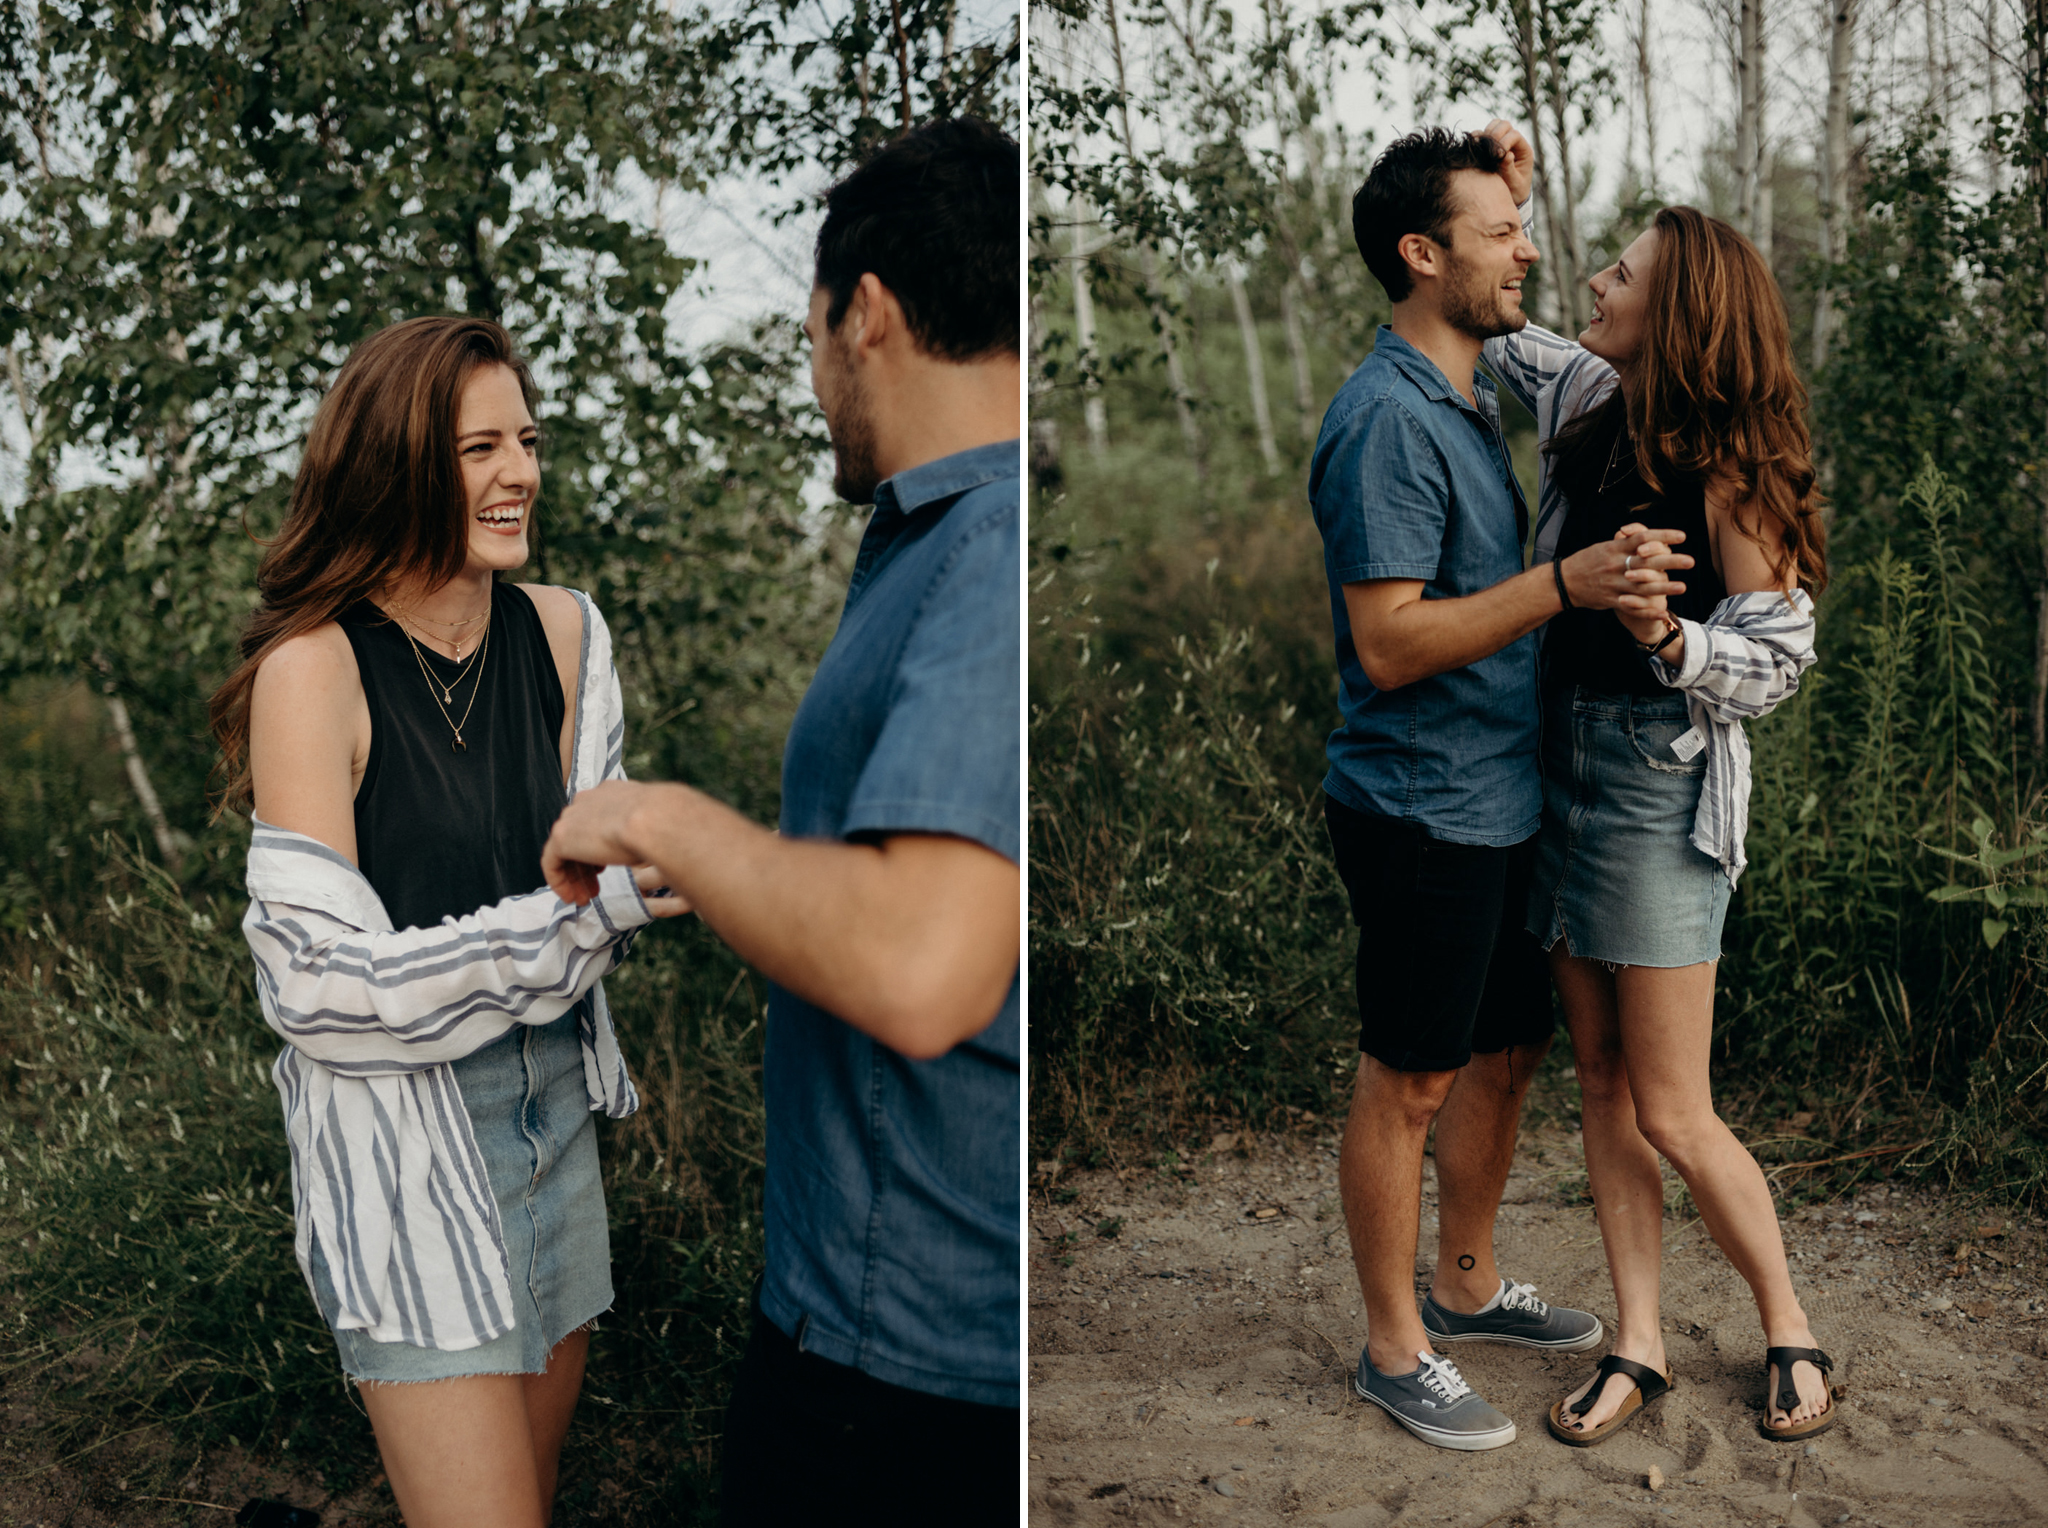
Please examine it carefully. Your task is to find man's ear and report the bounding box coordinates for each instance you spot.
[1396,231,1440,289]
[847,272,915,359]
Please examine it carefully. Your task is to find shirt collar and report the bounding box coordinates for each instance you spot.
[1371,325,1496,412]
[872,438,1020,519]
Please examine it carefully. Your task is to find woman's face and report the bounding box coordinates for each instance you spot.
[456,363,541,575]
[1581,226,1658,369]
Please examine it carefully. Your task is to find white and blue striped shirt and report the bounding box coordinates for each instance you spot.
[243,591,651,1350]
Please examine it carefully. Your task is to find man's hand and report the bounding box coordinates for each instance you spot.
[544,780,666,903]
[1559,524,1692,611]
[1482,118,1534,205]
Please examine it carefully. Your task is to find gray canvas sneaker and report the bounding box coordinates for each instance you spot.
[1422,1277,1604,1352]
[1352,1348,1517,1451]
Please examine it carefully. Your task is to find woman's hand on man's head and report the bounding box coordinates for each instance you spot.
[1482,119,1535,206]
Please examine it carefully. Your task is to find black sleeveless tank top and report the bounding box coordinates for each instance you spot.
[1546,400,1727,697]
[340,581,568,933]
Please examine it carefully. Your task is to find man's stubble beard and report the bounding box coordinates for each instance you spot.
[825,360,881,505]
[1440,248,1527,343]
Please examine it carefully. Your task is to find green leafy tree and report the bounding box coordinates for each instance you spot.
[0,0,1016,887]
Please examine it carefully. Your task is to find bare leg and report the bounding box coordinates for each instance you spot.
[1340,1054,1457,1374]
[1552,952,1668,1431]
[1616,962,1829,1429]
[1428,1038,1552,1311]
[360,1375,548,1528]
[524,1329,590,1517]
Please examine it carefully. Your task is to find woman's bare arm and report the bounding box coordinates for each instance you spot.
[517,582,585,784]
[248,624,372,862]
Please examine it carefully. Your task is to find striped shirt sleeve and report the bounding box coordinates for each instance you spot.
[1651,589,1817,720]
[244,861,652,1075]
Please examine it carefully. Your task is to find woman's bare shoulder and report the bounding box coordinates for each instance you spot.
[515,583,588,667]
[515,582,584,630]
[252,621,359,702]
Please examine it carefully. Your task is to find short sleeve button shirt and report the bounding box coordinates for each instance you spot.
[1309,326,1539,846]
[760,439,1020,1408]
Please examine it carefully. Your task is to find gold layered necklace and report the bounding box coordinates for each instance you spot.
[1597,426,1637,497]
[393,591,492,660]
[397,602,492,752]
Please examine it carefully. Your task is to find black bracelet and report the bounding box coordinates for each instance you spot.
[1551,558,1573,611]
[1636,623,1682,658]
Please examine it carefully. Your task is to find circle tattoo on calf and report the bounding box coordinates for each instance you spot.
[1457,1254,1476,1271]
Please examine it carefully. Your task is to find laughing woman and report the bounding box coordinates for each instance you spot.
[209,316,682,1527]
[1476,124,1838,1447]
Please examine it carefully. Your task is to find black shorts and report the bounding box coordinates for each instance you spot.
[720,1301,1017,1527]
[1323,793,1553,1073]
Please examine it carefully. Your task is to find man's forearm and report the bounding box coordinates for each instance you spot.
[618,784,1018,1060]
[1351,563,1561,690]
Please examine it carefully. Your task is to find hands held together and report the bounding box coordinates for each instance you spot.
[1559,524,1692,649]
[542,779,693,918]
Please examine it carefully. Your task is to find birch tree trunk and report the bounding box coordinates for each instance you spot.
[2024,0,2048,751]
[1513,0,1577,331]
[1105,0,1202,468]
[1813,0,1855,372]
[1068,198,1109,456]
[1989,0,2005,194]
[1923,0,1948,119]
[92,656,180,866]
[1282,276,1317,442]
[1542,20,1590,332]
[1626,0,1659,193]
[1639,0,1659,196]
[1228,265,1281,474]
[1252,15,1321,441]
[1735,0,1765,242]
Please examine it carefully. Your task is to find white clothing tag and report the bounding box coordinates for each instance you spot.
[1671,727,1705,762]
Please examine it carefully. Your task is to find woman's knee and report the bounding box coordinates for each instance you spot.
[1634,1104,1724,1166]
[1572,1048,1631,1110]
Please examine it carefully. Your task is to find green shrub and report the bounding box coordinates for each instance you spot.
[0,842,765,1521]
[1029,536,1352,1156]
[1030,443,2048,1205]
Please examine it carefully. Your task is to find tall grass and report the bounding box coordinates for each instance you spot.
[0,842,765,1522]
[1031,280,2048,1206]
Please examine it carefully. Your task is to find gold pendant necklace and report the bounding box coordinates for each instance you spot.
[1598,429,1635,497]
[399,607,491,751]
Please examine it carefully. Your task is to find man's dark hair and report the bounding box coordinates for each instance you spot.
[1351,128,1507,302]
[815,117,1018,360]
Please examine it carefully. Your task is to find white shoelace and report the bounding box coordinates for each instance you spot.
[1499,1279,1550,1317]
[1414,1351,1474,1402]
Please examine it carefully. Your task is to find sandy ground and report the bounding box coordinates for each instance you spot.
[1028,1117,2048,1527]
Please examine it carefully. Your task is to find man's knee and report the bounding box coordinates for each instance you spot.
[1465,1036,1552,1097]
[1352,1054,1459,1132]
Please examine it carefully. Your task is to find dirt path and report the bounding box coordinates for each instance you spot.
[1028,1116,2048,1527]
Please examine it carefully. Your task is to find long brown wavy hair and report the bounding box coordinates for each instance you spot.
[1548,205,1828,595]
[208,316,539,815]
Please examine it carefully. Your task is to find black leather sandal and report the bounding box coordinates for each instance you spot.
[1760,1345,1842,1441]
[1545,1354,1674,1447]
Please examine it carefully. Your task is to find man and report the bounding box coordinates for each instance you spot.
[1312,125,1687,1450]
[542,118,1019,1522]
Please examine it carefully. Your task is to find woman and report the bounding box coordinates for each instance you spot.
[209,316,682,1526]
[1482,159,1835,1445]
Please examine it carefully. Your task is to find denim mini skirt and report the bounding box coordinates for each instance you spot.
[310,1008,614,1381]
[1526,686,1731,969]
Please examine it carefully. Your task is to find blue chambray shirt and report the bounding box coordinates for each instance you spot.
[759,439,1020,1408]
[1309,326,1540,846]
